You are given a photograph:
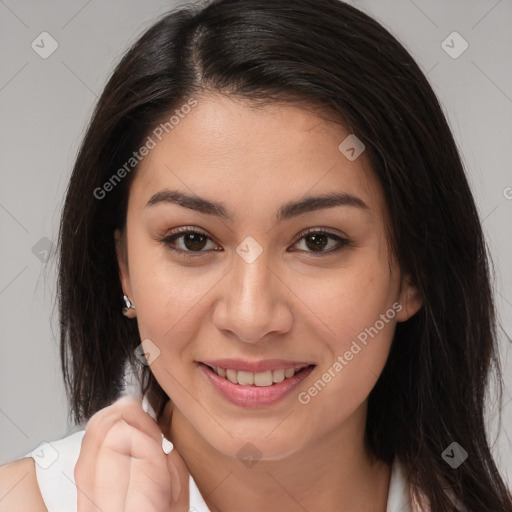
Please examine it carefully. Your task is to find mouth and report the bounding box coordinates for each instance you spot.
[200,362,315,387]
[198,360,317,407]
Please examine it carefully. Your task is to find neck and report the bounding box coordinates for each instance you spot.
[161,401,391,512]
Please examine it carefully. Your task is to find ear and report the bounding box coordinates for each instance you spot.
[114,228,136,318]
[396,274,423,322]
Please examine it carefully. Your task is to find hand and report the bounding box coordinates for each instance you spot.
[75,394,190,512]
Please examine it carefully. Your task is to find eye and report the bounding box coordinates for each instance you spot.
[159,226,351,258]
[160,227,220,257]
[291,228,351,255]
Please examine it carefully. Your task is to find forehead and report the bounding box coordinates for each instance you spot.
[130,94,384,219]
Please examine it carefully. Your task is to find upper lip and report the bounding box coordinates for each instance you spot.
[200,359,314,373]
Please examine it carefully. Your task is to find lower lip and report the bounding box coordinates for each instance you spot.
[198,363,315,408]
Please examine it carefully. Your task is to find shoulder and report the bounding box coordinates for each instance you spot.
[0,457,47,512]
[0,429,86,512]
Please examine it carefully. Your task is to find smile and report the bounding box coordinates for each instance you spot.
[207,365,307,387]
[198,360,316,407]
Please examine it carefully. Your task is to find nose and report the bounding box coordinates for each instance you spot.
[211,247,293,345]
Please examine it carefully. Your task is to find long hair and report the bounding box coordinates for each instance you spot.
[57,1,512,510]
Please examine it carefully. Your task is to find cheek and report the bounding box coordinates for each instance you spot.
[296,260,398,405]
[300,258,398,349]
[296,307,396,436]
[125,239,211,348]
[324,316,396,396]
[332,280,397,354]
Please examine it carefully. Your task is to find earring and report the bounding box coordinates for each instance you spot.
[122,294,136,317]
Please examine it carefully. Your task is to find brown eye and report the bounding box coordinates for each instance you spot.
[180,232,208,251]
[292,229,351,255]
[304,233,329,252]
[160,228,219,257]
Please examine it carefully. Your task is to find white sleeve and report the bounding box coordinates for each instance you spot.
[25,429,86,512]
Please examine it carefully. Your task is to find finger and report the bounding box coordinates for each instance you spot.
[83,395,163,457]
[166,447,191,510]
[76,395,164,501]
[145,398,192,510]
[114,394,165,443]
[101,419,168,474]
[93,455,170,512]
[77,416,174,511]
[142,393,158,421]
[95,421,172,509]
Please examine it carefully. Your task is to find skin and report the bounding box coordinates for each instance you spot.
[115,93,423,512]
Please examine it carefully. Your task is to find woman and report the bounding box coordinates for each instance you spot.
[1,0,511,511]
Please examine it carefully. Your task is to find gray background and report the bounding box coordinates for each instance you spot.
[1,0,511,487]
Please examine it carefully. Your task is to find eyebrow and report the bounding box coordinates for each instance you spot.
[145,189,368,222]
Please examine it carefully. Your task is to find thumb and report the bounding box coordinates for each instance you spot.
[141,394,192,511]
[162,434,191,511]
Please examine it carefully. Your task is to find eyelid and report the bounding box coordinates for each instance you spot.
[294,226,349,241]
[159,226,220,258]
[166,225,210,238]
[289,227,352,255]
[159,226,351,257]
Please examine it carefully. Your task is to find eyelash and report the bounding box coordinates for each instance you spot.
[159,226,352,259]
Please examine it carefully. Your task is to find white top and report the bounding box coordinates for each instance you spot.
[24,429,416,512]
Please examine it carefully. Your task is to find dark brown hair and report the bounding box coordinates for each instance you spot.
[57,0,512,510]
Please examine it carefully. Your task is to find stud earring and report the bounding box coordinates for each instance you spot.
[122,294,136,317]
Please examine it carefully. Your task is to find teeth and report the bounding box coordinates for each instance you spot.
[237,371,254,386]
[284,368,295,378]
[254,370,273,387]
[226,369,238,384]
[272,368,285,383]
[210,365,308,387]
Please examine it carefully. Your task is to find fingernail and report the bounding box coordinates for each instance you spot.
[142,394,157,422]
[161,433,174,454]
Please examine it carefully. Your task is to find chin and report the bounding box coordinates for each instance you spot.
[209,428,308,463]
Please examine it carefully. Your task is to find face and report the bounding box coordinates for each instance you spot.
[115,93,422,460]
